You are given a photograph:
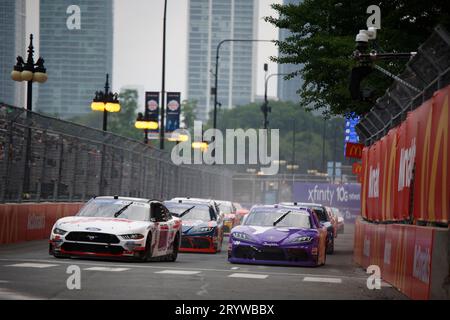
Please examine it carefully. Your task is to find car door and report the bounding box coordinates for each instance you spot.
[151,202,169,256]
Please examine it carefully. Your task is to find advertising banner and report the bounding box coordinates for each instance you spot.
[145,91,160,133]
[361,85,450,224]
[345,142,364,159]
[292,182,361,222]
[165,92,181,133]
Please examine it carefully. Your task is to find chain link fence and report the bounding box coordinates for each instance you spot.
[356,25,450,145]
[0,104,232,203]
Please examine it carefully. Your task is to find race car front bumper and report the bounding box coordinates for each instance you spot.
[49,233,147,259]
[228,242,319,267]
[179,235,218,253]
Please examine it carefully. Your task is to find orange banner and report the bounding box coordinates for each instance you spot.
[0,203,83,245]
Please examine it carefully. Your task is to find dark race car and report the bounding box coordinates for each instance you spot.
[228,205,327,267]
[280,202,335,254]
[164,199,224,253]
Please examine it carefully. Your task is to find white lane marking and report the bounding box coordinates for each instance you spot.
[5,263,58,269]
[0,287,41,300]
[0,280,10,283]
[231,267,239,270]
[0,258,368,280]
[228,273,268,279]
[303,276,342,284]
[84,267,130,272]
[155,270,201,275]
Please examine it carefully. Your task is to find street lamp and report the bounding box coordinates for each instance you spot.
[159,0,168,150]
[262,69,289,129]
[135,112,159,144]
[212,39,273,131]
[91,73,120,132]
[11,34,48,111]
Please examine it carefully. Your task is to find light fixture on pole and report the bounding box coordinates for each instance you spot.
[90,73,121,132]
[11,34,48,111]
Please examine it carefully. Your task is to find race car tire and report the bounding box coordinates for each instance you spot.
[142,232,153,261]
[326,236,335,255]
[166,233,180,262]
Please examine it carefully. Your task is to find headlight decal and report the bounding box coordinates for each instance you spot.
[53,227,67,235]
[232,232,253,242]
[120,234,145,240]
[289,236,314,244]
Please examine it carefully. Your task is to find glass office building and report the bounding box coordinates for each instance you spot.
[187,0,258,122]
[277,0,303,103]
[36,0,113,119]
[0,0,26,107]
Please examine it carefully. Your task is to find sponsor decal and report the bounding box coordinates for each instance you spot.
[413,244,431,283]
[85,227,101,231]
[397,138,416,192]
[27,214,45,230]
[368,165,379,198]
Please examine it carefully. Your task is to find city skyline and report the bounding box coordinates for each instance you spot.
[23,0,282,117]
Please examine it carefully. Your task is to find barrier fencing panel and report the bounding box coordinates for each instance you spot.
[0,104,232,203]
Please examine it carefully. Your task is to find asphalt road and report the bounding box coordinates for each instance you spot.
[0,224,407,300]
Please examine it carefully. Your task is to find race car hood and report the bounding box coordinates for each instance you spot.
[232,225,317,244]
[181,219,217,233]
[54,216,151,235]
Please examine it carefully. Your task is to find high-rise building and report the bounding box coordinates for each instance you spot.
[187,0,258,122]
[277,0,303,103]
[0,0,26,107]
[36,0,113,119]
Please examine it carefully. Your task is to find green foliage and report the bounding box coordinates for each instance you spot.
[181,99,198,129]
[108,89,142,140]
[265,0,450,116]
[207,100,346,173]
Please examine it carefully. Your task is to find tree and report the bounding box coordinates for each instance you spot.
[265,0,450,116]
[108,89,142,140]
[181,99,197,129]
[206,100,347,173]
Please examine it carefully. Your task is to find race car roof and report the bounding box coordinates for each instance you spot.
[95,196,156,203]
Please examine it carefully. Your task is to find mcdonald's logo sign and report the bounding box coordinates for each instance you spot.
[345,142,364,159]
[352,162,362,174]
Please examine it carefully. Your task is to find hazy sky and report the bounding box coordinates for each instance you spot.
[26,0,282,108]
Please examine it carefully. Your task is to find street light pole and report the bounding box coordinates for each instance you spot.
[103,74,110,132]
[263,72,289,129]
[213,39,273,130]
[159,0,168,150]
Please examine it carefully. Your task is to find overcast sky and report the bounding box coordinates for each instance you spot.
[26,0,282,107]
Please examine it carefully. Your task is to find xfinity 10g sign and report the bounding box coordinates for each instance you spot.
[292,183,361,222]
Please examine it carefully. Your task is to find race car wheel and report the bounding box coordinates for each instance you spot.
[142,232,153,262]
[167,233,180,262]
[326,236,335,255]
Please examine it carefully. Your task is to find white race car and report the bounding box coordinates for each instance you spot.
[49,196,182,261]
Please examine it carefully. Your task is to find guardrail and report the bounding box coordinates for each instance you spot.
[0,104,233,203]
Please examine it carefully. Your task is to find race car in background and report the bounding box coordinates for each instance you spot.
[164,199,224,253]
[329,207,345,234]
[233,202,249,224]
[215,200,238,234]
[280,202,335,254]
[49,196,182,261]
[228,204,327,267]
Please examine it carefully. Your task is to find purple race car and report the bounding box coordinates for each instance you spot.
[227,205,327,267]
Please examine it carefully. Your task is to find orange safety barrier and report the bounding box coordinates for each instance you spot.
[361,85,450,224]
[354,218,435,299]
[0,202,83,245]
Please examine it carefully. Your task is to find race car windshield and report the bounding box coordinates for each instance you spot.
[77,199,150,221]
[164,203,212,222]
[312,207,329,222]
[244,209,311,228]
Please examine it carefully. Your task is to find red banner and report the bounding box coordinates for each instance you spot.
[345,142,364,159]
[361,85,450,224]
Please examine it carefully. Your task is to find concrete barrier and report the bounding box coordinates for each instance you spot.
[354,217,449,299]
[0,202,83,245]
